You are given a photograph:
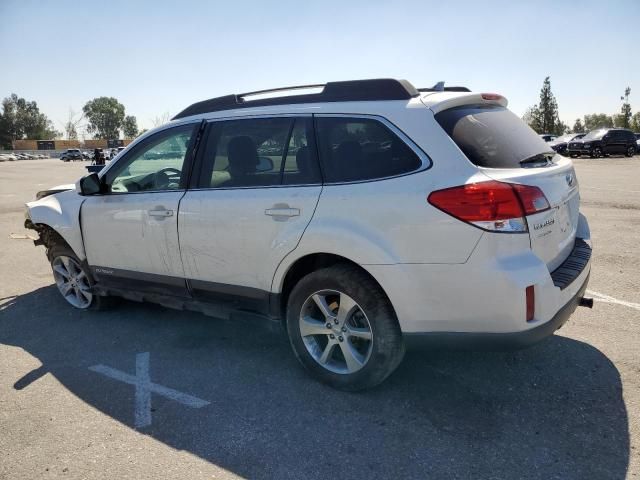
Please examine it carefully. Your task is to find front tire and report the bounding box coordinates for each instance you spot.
[286,264,405,391]
[626,146,636,157]
[591,147,602,158]
[48,243,108,310]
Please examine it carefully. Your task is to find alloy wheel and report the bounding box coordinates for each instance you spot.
[52,256,93,308]
[299,290,373,374]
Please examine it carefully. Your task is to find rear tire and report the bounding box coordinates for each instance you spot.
[286,264,405,391]
[626,146,636,157]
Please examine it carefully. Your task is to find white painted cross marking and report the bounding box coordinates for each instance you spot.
[89,352,209,428]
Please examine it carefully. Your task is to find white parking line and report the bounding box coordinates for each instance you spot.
[586,290,640,311]
[582,187,640,194]
[89,352,209,428]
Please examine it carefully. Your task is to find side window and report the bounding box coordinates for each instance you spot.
[107,124,195,193]
[315,117,422,183]
[282,119,322,186]
[200,117,321,188]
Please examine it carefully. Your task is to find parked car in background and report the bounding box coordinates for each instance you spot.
[635,133,640,153]
[567,128,637,158]
[549,133,585,156]
[60,149,84,162]
[25,78,593,390]
[539,134,557,142]
[0,153,17,161]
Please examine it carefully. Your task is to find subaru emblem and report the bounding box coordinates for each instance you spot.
[566,173,574,187]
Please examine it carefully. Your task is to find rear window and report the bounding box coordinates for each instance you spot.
[435,105,552,168]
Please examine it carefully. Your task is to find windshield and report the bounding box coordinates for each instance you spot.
[435,105,553,168]
[583,129,607,140]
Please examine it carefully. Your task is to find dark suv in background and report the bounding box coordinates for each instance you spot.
[567,128,636,158]
[549,133,585,156]
[59,149,84,162]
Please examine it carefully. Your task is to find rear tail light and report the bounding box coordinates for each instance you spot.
[427,181,550,233]
[481,93,504,101]
[512,184,551,215]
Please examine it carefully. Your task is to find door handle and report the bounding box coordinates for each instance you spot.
[265,204,300,218]
[148,208,173,218]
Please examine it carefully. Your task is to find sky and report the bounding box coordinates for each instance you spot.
[0,0,638,134]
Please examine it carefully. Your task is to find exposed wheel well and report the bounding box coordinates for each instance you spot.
[25,221,72,261]
[278,253,394,321]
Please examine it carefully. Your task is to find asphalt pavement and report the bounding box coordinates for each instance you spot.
[0,158,638,479]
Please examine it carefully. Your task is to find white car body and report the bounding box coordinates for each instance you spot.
[25,79,592,387]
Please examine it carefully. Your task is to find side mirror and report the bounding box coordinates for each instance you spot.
[76,173,102,195]
[256,156,274,172]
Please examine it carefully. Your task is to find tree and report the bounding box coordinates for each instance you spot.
[631,112,640,132]
[583,113,614,131]
[150,112,171,127]
[522,106,540,130]
[65,122,78,140]
[83,97,125,139]
[556,119,568,135]
[619,87,632,129]
[524,77,565,135]
[572,118,585,133]
[62,108,84,140]
[613,114,628,128]
[0,93,59,148]
[122,115,139,138]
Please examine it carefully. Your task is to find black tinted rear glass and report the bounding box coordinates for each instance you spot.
[435,105,553,168]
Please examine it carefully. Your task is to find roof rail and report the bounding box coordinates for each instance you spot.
[418,81,471,93]
[172,78,420,120]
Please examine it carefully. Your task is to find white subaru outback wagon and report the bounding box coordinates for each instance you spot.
[25,79,592,390]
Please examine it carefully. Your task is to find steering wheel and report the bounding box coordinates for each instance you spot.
[154,167,182,189]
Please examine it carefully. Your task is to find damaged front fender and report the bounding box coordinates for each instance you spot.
[25,190,86,260]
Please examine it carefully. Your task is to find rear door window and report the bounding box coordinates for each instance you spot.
[315,117,422,183]
[198,117,321,188]
[435,105,553,168]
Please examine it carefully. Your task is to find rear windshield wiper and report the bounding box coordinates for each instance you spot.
[519,152,554,167]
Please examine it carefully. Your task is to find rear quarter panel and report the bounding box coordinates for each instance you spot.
[272,108,487,293]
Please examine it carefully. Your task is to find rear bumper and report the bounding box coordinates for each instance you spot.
[403,271,589,350]
[364,212,592,344]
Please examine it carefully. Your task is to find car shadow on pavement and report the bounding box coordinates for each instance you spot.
[1,286,629,480]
